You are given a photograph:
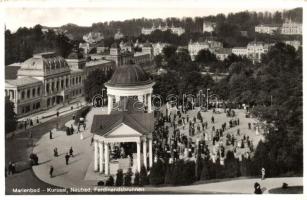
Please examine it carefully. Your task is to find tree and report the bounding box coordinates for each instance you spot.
[195,49,217,65]
[5,97,17,133]
[83,69,112,103]
[115,169,124,186]
[149,159,165,185]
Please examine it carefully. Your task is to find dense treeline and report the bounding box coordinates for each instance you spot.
[5,25,74,65]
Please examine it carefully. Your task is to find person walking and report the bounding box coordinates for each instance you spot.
[69,147,74,157]
[53,148,58,157]
[49,130,53,139]
[49,165,54,178]
[211,116,214,124]
[65,153,70,165]
[261,167,265,180]
[90,137,94,146]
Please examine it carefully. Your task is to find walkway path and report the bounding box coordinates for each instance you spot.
[146,177,302,194]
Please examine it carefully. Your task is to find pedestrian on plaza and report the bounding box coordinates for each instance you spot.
[65,153,70,165]
[49,165,54,178]
[211,116,214,124]
[54,148,58,157]
[49,130,53,139]
[69,147,74,157]
[30,119,33,126]
[83,123,86,130]
[29,130,32,138]
[248,122,251,130]
[90,137,94,146]
[72,115,75,120]
[237,129,240,136]
[36,117,39,124]
[261,167,265,180]
[56,111,59,117]
[77,125,80,133]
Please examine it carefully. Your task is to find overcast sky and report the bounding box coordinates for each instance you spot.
[3,0,301,32]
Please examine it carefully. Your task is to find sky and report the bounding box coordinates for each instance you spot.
[2,0,302,32]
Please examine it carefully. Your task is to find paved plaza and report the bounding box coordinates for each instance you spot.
[31,105,268,190]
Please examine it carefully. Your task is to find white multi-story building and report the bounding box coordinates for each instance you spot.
[152,42,169,56]
[83,32,104,44]
[281,19,302,35]
[5,51,116,118]
[247,41,269,63]
[188,40,223,60]
[255,24,279,35]
[232,47,248,57]
[141,24,185,36]
[215,48,232,61]
[284,40,301,50]
[203,21,216,33]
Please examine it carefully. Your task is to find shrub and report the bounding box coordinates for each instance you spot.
[149,159,165,185]
[224,151,240,178]
[164,164,173,184]
[105,175,114,186]
[124,168,133,186]
[115,169,124,186]
[133,172,140,186]
[200,158,210,180]
[139,165,149,186]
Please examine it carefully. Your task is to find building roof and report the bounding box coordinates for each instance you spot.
[5,77,41,87]
[105,63,153,87]
[19,52,69,73]
[91,112,154,137]
[215,48,232,54]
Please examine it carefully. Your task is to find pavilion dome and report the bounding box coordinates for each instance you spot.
[105,63,153,87]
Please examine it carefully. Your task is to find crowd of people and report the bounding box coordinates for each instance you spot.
[151,102,258,166]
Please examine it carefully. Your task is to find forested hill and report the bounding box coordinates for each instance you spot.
[45,7,302,39]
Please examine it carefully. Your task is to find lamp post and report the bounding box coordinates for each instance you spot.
[206,88,210,111]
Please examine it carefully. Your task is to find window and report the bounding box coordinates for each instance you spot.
[36,102,40,109]
[21,91,25,99]
[66,79,69,87]
[46,83,50,93]
[51,82,54,92]
[56,81,59,91]
[61,80,64,89]
[37,87,40,96]
[27,90,30,98]
[32,88,36,97]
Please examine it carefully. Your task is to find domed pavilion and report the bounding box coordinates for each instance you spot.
[91,63,155,175]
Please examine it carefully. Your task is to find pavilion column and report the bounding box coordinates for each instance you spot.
[137,141,141,172]
[149,139,153,167]
[99,142,104,173]
[107,95,113,114]
[147,93,152,113]
[143,139,147,168]
[94,140,98,171]
[104,142,109,175]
